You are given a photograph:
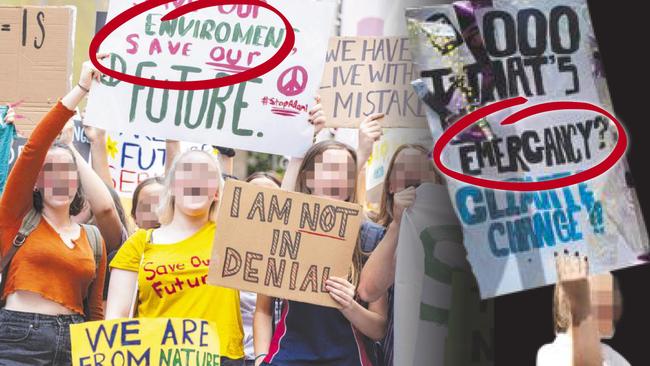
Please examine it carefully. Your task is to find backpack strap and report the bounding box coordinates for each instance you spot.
[0,208,41,273]
[80,224,103,320]
[80,224,103,277]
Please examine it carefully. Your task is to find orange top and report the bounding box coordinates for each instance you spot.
[0,101,106,320]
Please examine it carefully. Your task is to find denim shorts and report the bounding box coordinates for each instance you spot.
[0,308,85,366]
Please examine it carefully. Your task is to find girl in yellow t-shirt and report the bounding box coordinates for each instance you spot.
[106,149,244,365]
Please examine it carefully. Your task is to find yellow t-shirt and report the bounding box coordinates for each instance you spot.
[110,223,244,359]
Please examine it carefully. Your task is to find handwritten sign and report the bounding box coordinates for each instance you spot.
[0,5,75,136]
[407,1,649,297]
[208,180,363,308]
[86,0,336,157]
[320,36,428,128]
[71,318,220,366]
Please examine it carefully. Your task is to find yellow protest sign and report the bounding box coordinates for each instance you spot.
[71,318,220,366]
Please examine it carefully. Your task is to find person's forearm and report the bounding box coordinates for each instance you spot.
[571,315,603,366]
[253,295,274,364]
[61,85,88,111]
[71,146,123,252]
[165,140,181,175]
[89,137,113,187]
[340,301,387,341]
[358,221,400,302]
[105,269,137,320]
[281,157,302,191]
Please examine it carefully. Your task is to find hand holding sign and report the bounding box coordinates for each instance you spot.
[358,113,384,165]
[308,96,326,136]
[325,276,357,311]
[555,250,591,322]
[208,180,363,308]
[393,187,416,224]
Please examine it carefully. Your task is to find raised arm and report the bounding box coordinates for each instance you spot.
[556,252,603,366]
[165,140,181,175]
[0,59,103,227]
[83,125,113,187]
[60,124,124,253]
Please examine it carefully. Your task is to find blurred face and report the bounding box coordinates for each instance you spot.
[135,182,164,229]
[306,148,355,202]
[590,273,622,339]
[173,153,220,217]
[389,148,435,194]
[249,177,280,189]
[36,148,78,210]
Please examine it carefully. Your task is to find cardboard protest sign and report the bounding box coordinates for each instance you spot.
[0,6,75,136]
[208,180,363,308]
[395,183,493,365]
[319,37,428,128]
[71,318,220,366]
[86,0,336,157]
[407,0,649,298]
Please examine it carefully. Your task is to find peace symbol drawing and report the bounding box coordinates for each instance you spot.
[277,66,308,97]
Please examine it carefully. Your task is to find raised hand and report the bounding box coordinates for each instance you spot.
[357,113,384,166]
[326,276,358,311]
[392,186,417,224]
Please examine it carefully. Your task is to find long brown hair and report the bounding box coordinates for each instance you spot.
[295,141,367,285]
[375,144,438,227]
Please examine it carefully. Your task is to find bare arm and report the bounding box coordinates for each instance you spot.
[61,128,124,253]
[326,277,388,341]
[165,140,181,175]
[105,269,138,319]
[358,221,399,303]
[253,294,274,366]
[556,252,603,366]
[84,126,113,186]
[281,157,302,191]
[571,313,602,366]
[358,187,416,302]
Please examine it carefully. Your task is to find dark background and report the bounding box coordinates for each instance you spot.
[495,1,650,364]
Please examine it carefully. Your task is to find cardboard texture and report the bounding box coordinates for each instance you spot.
[320,36,428,128]
[0,6,75,136]
[208,180,363,308]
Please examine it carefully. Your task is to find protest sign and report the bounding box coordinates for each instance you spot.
[407,0,649,298]
[71,318,220,366]
[395,183,493,365]
[85,0,336,157]
[208,180,363,308]
[0,5,75,136]
[319,37,428,128]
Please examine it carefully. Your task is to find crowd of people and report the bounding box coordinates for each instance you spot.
[0,57,627,366]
